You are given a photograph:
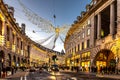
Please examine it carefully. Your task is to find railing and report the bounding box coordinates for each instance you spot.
[0,35,5,46]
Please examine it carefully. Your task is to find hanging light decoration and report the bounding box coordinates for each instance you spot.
[18,0,71,50]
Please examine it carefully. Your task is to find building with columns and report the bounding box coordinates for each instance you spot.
[64,0,120,72]
[0,0,31,69]
[30,41,65,67]
[0,0,65,77]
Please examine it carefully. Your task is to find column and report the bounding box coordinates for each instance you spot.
[110,2,115,35]
[1,21,6,46]
[97,12,101,39]
[2,21,6,36]
[117,0,120,34]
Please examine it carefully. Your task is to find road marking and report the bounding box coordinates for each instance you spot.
[24,75,27,80]
[71,77,77,80]
[20,77,23,80]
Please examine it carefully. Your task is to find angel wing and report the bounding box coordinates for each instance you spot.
[18,0,55,33]
[59,24,71,35]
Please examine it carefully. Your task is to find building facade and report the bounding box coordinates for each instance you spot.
[0,0,31,69]
[0,0,65,77]
[64,0,120,72]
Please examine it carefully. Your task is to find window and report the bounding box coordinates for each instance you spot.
[82,42,84,50]
[75,46,76,52]
[82,33,85,38]
[87,20,91,25]
[21,41,23,49]
[82,26,85,29]
[87,39,90,48]
[78,44,80,51]
[12,34,15,44]
[87,28,90,35]
[0,20,2,35]
[17,38,19,48]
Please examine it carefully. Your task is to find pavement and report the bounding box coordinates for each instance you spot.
[0,70,28,80]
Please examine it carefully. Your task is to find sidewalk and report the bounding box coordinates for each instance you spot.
[96,73,120,79]
[6,71,29,79]
[0,70,29,80]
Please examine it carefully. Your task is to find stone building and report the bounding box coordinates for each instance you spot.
[0,0,31,71]
[64,0,120,72]
[0,0,64,77]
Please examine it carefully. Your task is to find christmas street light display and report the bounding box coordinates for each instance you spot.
[18,0,71,50]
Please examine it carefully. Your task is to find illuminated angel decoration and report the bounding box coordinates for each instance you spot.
[18,0,71,50]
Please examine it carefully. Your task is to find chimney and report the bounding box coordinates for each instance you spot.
[5,4,8,9]
[81,11,86,17]
[21,23,26,34]
[8,6,14,17]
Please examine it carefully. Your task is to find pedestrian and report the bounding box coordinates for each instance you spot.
[2,67,6,78]
[0,67,1,78]
[11,67,14,75]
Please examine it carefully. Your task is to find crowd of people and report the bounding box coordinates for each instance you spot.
[0,66,26,78]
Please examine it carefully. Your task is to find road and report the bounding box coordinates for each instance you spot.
[5,70,120,80]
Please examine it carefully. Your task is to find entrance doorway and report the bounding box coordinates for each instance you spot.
[94,49,115,73]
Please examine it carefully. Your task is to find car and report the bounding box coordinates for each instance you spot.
[29,67,36,72]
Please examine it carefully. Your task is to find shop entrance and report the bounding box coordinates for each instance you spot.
[95,49,115,73]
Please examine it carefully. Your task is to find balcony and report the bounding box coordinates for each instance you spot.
[96,34,114,46]
[0,35,5,46]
